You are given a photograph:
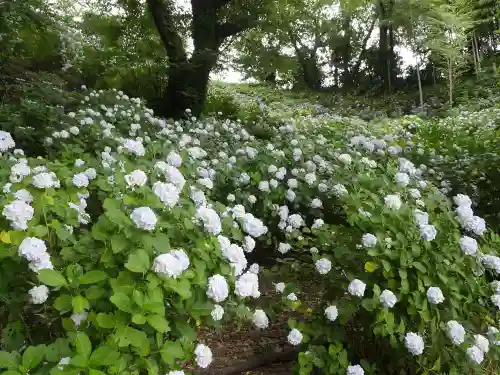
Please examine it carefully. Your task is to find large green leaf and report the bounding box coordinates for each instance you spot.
[74,332,92,360]
[80,270,108,285]
[125,250,150,273]
[37,269,67,287]
[22,346,45,370]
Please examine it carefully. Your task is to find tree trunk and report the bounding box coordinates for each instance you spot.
[448,58,453,106]
[162,59,214,119]
[149,0,256,119]
[416,56,423,109]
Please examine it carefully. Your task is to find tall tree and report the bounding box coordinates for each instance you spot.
[147,0,267,118]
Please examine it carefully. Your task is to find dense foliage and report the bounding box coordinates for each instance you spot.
[1,0,500,374]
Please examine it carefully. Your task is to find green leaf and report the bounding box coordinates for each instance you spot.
[0,352,18,369]
[110,293,134,313]
[132,314,147,325]
[361,298,376,311]
[22,346,44,370]
[89,369,106,375]
[160,341,184,365]
[125,250,150,273]
[72,296,89,313]
[37,269,67,287]
[89,346,120,367]
[96,313,115,329]
[147,315,170,333]
[412,262,427,273]
[80,270,108,285]
[74,332,92,360]
[110,235,128,254]
[1,371,21,375]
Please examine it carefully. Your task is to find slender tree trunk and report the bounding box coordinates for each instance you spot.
[416,56,423,109]
[448,58,453,106]
[472,35,479,80]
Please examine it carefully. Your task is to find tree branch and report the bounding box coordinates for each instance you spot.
[147,0,187,64]
[352,16,377,76]
[216,17,257,42]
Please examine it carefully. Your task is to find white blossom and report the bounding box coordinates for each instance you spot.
[361,233,377,248]
[211,304,224,321]
[404,332,424,356]
[252,309,269,329]
[152,249,189,278]
[287,328,303,346]
[130,207,157,231]
[28,285,49,304]
[446,321,465,345]
[194,344,212,368]
[348,279,366,297]
[325,305,338,322]
[315,258,331,274]
[206,274,229,302]
[427,286,445,304]
[380,289,397,308]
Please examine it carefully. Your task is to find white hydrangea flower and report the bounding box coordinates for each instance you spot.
[287,328,303,346]
[338,153,352,165]
[310,198,322,208]
[28,285,49,304]
[227,193,235,202]
[404,332,424,356]
[130,207,157,231]
[453,194,472,207]
[2,200,34,230]
[194,344,212,368]
[124,169,147,187]
[483,255,500,274]
[275,282,285,293]
[325,305,338,322]
[304,173,316,185]
[463,216,486,236]
[0,131,16,151]
[243,236,256,253]
[466,346,484,364]
[206,274,229,302]
[315,258,331,275]
[333,184,348,196]
[196,206,222,235]
[285,189,296,202]
[413,209,429,226]
[241,213,267,238]
[32,171,60,189]
[152,249,189,278]
[380,289,397,308]
[71,311,88,328]
[474,334,489,353]
[211,304,224,321]
[395,172,410,187]
[278,243,291,254]
[491,294,500,309]
[164,165,186,190]
[446,321,465,345]
[167,371,185,375]
[252,309,269,329]
[235,271,260,298]
[361,233,377,248]
[122,138,145,156]
[459,236,478,256]
[348,279,366,297]
[427,287,445,304]
[72,172,90,188]
[221,243,247,276]
[312,219,324,229]
[13,189,33,203]
[167,151,182,167]
[153,182,179,207]
[287,292,298,301]
[419,224,437,241]
[347,365,364,375]
[384,194,402,210]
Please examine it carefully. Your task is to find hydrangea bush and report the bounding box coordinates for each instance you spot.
[0,87,499,375]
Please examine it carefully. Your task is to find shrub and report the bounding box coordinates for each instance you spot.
[1,87,500,375]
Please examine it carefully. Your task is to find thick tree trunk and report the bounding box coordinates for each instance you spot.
[161,59,214,119]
